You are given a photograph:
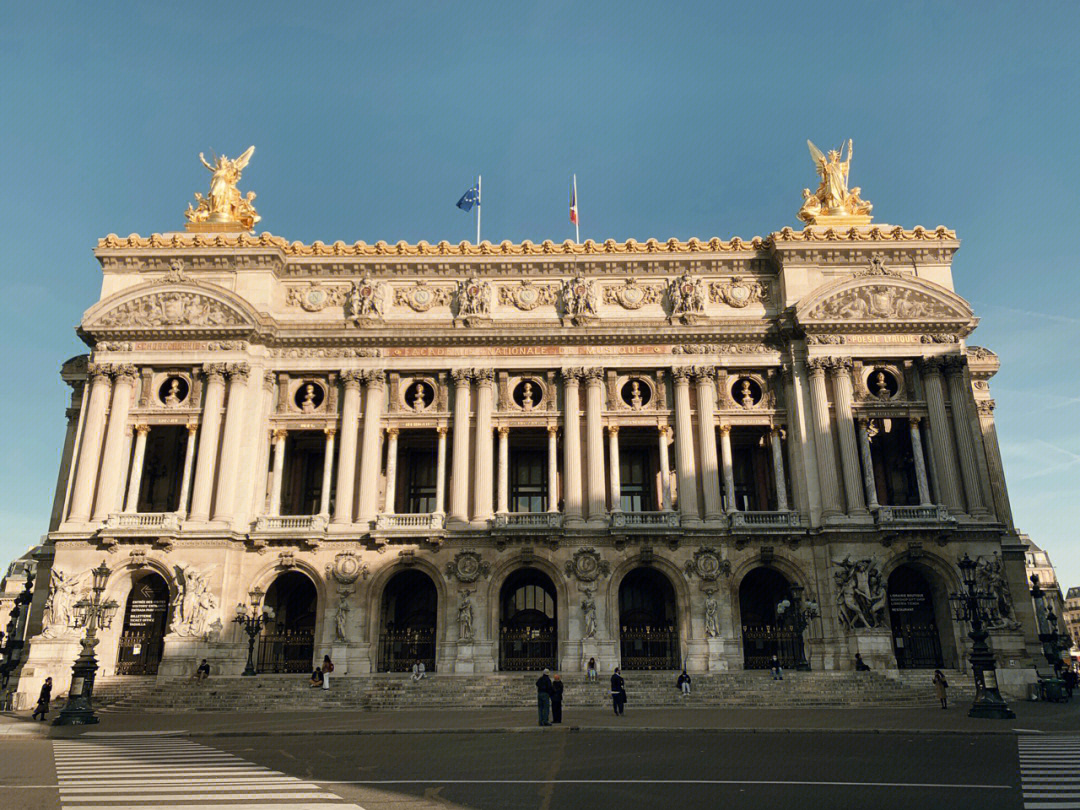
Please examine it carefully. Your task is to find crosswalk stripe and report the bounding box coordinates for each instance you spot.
[61,793,344,803]
[59,783,318,794]
[51,805,364,810]
[1018,736,1080,809]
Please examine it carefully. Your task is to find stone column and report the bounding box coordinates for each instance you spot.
[333,371,362,524]
[356,371,386,524]
[944,357,987,516]
[449,370,472,521]
[975,401,1014,526]
[718,424,736,512]
[672,367,701,525]
[383,428,399,513]
[547,426,559,512]
[561,369,584,526]
[828,359,867,516]
[212,363,251,522]
[607,426,621,512]
[806,359,843,518]
[694,368,723,520]
[268,428,287,515]
[472,370,495,521]
[93,364,137,520]
[584,368,606,523]
[497,426,510,515]
[177,423,198,517]
[920,358,964,512]
[658,426,672,511]
[908,417,933,506]
[770,427,789,512]
[123,424,150,513]
[856,418,880,511]
[188,364,227,522]
[320,427,336,516]
[435,426,448,515]
[68,364,113,522]
[50,381,85,531]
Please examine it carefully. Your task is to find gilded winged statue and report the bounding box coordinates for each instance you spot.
[184,146,261,231]
[798,139,873,225]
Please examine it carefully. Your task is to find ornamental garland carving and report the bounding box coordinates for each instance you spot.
[683,547,730,581]
[97,292,245,328]
[395,282,453,313]
[709,276,769,308]
[967,346,997,360]
[603,280,663,310]
[498,281,557,311]
[672,342,776,355]
[286,282,350,312]
[807,285,957,321]
[564,547,611,583]
[444,551,491,583]
[562,276,599,319]
[346,276,387,321]
[270,347,380,358]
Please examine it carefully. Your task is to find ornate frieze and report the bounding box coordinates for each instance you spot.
[603,280,663,310]
[499,281,557,311]
[807,285,959,321]
[270,347,380,358]
[97,292,245,328]
[395,282,453,313]
[285,282,350,312]
[709,276,769,308]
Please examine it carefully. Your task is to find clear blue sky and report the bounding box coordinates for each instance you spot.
[2,3,1078,588]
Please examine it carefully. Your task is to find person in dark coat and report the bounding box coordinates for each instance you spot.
[770,655,783,680]
[854,653,871,672]
[1063,668,1077,700]
[610,667,626,715]
[551,674,564,723]
[309,667,323,688]
[933,670,949,709]
[31,678,52,721]
[677,669,691,696]
[536,669,554,726]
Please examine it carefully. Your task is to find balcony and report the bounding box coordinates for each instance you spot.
[611,511,680,529]
[103,512,182,533]
[729,511,803,530]
[493,512,564,529]
[254,514,329,533]
[373,513,446,535]
[874,505,952,525]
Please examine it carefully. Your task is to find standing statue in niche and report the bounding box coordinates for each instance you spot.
[580,586,598,639]
[334,588,353,642]
[704,588,721,638]
[458,589,475,641]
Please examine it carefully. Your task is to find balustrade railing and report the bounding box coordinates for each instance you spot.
[875,505,951,524]
[254,514,328,532]
[494,512,563,528]
[374,513,446,531]
[104,512,182,531]
[611,511,679,528]
[729,511,801,529]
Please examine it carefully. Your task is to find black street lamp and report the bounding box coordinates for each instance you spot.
[948,554,1015,720]
[233,587,273,676]
[1030,574,1064,673]
[777,584,820,672]
[54,561,119,726]
[0,566,35,689]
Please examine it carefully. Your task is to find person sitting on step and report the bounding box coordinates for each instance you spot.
[310,667,323,688]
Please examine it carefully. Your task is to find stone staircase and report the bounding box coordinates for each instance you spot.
[87,670,957,713]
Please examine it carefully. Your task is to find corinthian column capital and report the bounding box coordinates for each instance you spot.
[112,363,138,383]
[361,369,386,389]
[671,366,693,384]
[226,362,251,381]
[203,363,228,384]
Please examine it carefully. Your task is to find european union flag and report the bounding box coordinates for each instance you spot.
[456,184,480,212]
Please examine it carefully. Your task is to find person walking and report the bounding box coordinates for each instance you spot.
[933,670,949,709]
[411,659,426,681]
[677,669,691,696]
[322,655,334,690]
[31,678,52,721]
[770,655,783,681]
[536,668,554,726]
[1063,667,1077,700]
[586,657,598,682]
[611,667,626,716]
[551,674,564,724]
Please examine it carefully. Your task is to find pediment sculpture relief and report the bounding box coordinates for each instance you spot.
[807,284,960,321]
[96,291,246,328]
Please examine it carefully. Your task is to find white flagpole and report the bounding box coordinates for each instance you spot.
[573,174,580,243]
[477,175,482,244]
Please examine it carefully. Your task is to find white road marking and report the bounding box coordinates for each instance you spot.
[1019,735,1080,809]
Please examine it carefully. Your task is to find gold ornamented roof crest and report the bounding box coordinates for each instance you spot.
[798,139,873,227]
[184,146,260,232]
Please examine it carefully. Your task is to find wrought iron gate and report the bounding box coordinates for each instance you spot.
[619,626,679,670]
[893,623,943,669]
[742,625,803,669]
[499,627,556,671]
[115,632,165,675]
[378,629,436,673]
[257,630,314,674]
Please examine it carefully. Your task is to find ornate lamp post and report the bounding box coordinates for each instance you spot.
[0,566,35,689]
[54,562,118,726]
[1030,574,1064,673]
[949,554,1015,719]
[777,584,820,672]
[234,587,273,676]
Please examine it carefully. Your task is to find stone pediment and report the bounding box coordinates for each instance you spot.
[796,273,975,334]
[81,281,259,336]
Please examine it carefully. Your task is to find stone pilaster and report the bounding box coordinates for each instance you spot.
[856,418,879,511]
[547,426,559,513]
[497,426,510,515]
[177,423,198,517]
[607,425,621,512]
[975,400,1014,526]
[828,358,866,516]
[806,358,843,518]
[719,424,736,512]
[672,367,701,525]
[188,364,227,522]
[919,358,964,513]
[319,427,336,516]
[123,424,150,513]
[333,371,362,524]
[268,428,287,515]
[49,381,85,531]
[782,361,818,521]
[770,427,789,512]
[693,368,723,520]
[657,426,672,511]
[92,364,137,520]
[383,428,399,513]
[435,426,448,514]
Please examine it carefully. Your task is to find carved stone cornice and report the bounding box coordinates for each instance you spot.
[202,363,228,384]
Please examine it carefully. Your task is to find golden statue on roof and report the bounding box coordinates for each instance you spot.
[798,139,873,226]
[184,146,261,232]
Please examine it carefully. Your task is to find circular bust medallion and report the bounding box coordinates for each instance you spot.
[726,282,751,307]
[697,552,721,579]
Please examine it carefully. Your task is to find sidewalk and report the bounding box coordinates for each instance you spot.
[5,697,1078,739]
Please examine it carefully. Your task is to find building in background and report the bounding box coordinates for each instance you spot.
[1064,587,1080,660]
[1022,534,1067,631]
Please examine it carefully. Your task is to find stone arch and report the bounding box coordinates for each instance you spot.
[486,553,570,652]
[248,559,330,614]
[366,557,449,649]
[80,281,261,337]
[607,555,692,668]
[879,552,961,669]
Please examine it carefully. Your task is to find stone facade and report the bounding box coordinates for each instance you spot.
[10,222,1045,703]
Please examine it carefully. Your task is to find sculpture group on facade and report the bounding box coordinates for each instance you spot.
[457,589,475,640]
[185,146,260,231]
[170,563,218,638]
[41,569,81,638]
[833,557,887,631]
[580,585,598,639]
[798,139,873,225]
[976,553,1021,630]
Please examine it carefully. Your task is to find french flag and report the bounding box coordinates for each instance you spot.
[569,175,579,225]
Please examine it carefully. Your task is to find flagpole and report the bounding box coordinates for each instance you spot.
[477,175,482,244]
[573,174,579,244]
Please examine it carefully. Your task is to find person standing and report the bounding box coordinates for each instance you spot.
[611,667,626,715]
[770,655,783,681]
[933,670,949,709]
[31,678,52,721]
[1063,667,1077,700]
[322,655,334,690]
[536,668,554,726]
[551,674,564,723]
[677,669,691,696]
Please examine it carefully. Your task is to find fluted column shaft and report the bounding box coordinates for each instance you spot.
[607,426,621,512]
[435,427,448,514]
[50,384,85,531]
[68,365,112,522]
[770,427,789,511]
[269,429,287,514]
[123,424,150,513]
[357,372,386,524]
[562,371,584,524]
[672,368,701,524]
[333,373,362,524]
[806,360,843,518]
[320,428,336,515]
[718,424,737,512]
[473,372,495,521]
[177,424,198,517]
[945,358,986,515]
[189,365,227,522]
[584,370,606,521]
[694,370,723,519]
[921,359,964,512]
[658,427,672,511]
[547,427,559,512]
[383,428,399,513]
[212,364,250,522]
[856,419,880,510]
[93,365,137,520]
[829,360,866,515]
[497,427,510,514]
[449,371,472,522]
[909,417,932,506]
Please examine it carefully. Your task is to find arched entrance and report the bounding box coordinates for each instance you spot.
[378,570,438,672]
[259,571,317,673]
[887,565,950,669]
[115,572,170,675]
[619,568,679,670]
[739,567,803,669]
[499,568,557,671]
